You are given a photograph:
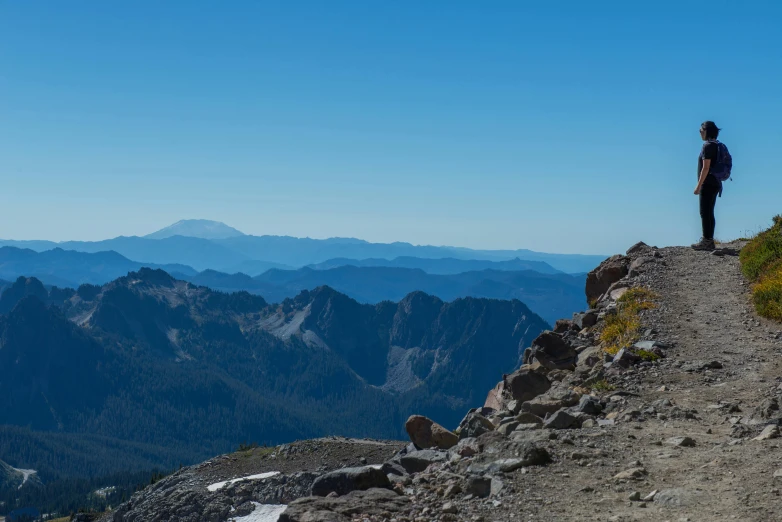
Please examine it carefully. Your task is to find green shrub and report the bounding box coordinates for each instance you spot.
[740,216,782,321]
[591,379,615,392]
[740,215,782,281]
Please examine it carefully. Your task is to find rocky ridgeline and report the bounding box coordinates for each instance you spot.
[104,241,782,521]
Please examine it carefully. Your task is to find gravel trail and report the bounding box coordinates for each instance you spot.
[474,244,782,521]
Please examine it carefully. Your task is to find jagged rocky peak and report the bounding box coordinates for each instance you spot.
[0,276,48,314]
[390,291,444,348]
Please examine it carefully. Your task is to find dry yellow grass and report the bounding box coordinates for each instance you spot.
[600,287,658,355]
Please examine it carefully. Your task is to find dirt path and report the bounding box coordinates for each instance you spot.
[475,244,782,521]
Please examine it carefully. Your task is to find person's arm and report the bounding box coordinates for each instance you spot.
[694,158,711,195]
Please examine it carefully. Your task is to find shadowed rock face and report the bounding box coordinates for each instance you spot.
[522,331,578,370]
[310,466,390,497]
[585,255,629,303]
[503,368,552,403]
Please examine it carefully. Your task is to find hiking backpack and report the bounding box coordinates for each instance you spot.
[708,140,733,181]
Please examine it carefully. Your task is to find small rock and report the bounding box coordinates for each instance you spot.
[654,488,694,507]
[465,475,492,498]
[443,483,462,498]
[612,347,641,368]
[628,491,641,501]
[753,425,780,441]
[441,502,458,514]
[576,395,603,414]
[666,436,696,447]
[614,467,647,480]
[490,477,504,497]
[643,490,659,501]
[497,421,519,436]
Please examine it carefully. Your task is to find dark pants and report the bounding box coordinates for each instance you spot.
[699,184,719,240]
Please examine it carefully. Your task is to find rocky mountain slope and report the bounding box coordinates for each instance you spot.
[0,272,547,479]
[100,240,782,522]
[0,459,40,491]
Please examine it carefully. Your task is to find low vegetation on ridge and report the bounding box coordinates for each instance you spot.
[599,287,658,355]
[740,215,782,320]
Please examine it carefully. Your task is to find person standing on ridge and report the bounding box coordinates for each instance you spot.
[692,121,732,251]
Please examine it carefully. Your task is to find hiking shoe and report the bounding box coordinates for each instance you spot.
[691,238,715,251]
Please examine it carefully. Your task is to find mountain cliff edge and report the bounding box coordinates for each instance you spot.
[101,237,782,522]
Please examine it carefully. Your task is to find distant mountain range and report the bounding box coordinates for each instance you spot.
[0,246,586,323]
[306,256,561,275]
[0,219,606,273]
[0,246,196,287]
[0,271,550,480]
[180,265,585,325]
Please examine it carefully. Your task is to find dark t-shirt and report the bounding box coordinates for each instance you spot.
[698,141,721,188]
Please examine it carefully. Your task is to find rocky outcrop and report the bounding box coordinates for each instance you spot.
[310,466,390,496]
[585,254,629,304]
[503,367,552,403]
[457,412,496,440]
[110,240,782,521]
[279,488,410,522]
[522,331,577,370]
[405,415,459,450]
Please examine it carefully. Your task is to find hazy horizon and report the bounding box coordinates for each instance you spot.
[0,218,610,256]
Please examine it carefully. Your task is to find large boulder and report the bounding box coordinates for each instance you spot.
[458,412,496,440]
[521,399,568,417]
[573,311,598,330]
[585,255,629,304]
[311,466,390,496]
[398,449,448,473]
[577,346,603,368]
[503,366,551,403]
[483,381,505,410]
[523,331,577,370]
[279,488,409,522]
[543,410,582,430]
[405,415,459,450]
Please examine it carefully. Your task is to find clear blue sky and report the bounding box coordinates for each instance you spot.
[1,1,780,255]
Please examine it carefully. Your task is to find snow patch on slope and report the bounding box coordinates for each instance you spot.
[207,471,280,492]
[229,502,287,522]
